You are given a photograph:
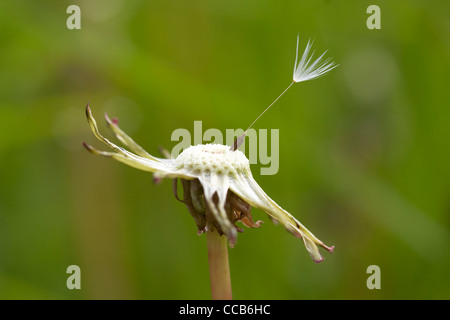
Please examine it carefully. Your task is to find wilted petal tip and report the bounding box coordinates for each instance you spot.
[105,112,119,126]
[82,141,92,151]
[85,103,92,117]
[153,176,162,185]
[324,245,335,254]
[313,257,325,264]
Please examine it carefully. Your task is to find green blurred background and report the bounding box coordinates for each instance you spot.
[1,0,449,299]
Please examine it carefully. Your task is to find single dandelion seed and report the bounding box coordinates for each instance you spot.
[232,34,338,151]
[83,35,337,299]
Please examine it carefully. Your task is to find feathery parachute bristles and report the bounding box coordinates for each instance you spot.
[293,35,338,83]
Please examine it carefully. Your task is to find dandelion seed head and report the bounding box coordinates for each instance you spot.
[176,144,249,175]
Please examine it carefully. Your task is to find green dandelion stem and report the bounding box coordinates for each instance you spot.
[207,230,232,300]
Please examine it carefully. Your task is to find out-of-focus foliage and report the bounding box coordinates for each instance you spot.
[0,0,449,299]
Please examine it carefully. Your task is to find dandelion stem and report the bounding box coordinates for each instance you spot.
[207,230,232,300]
